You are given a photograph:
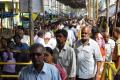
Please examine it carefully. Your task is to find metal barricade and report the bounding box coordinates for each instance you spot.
[101,62,118,80]
[0,61,32,80]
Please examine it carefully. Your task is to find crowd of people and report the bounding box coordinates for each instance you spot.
[0,18,120,80]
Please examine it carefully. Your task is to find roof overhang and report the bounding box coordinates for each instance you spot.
[57,0,86,8]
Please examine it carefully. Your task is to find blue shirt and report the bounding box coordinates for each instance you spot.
[14,43,29,62]
[14,43,29,51]
[19,63,61,80]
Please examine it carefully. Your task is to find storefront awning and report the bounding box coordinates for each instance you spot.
[57,0,86,8]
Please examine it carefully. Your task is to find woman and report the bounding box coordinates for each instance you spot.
[1,39,16,80]
[44,47,67,80]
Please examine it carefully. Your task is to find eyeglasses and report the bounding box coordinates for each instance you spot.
[81,32,89,35]
[30,53,42,56]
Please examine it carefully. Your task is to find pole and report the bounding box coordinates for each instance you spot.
[93,0,95,18]
[0,16,2,33]
[88,0,90,19]
[1,10,3,33]
[41,0,45,26]
[96,0,99,21]
[106,0,109,33]
[113,0,119,28]
[29,0,34,45]
[90,0,93,19]
[12,0,14,33]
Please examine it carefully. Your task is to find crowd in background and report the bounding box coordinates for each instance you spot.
[0,16,120,80]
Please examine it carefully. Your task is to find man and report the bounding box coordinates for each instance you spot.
[16,28,30,46]
[75,26,103,80]
[53,29,76,80]
[13,35,29,51]
[113,27,120,69]
[44,31,57,49]
[103,32,115,62]
[19,44,61,80]
[13,35,29,73]
[34,30,45,46]
[67,25,76,47]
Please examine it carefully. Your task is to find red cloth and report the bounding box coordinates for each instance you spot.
[55,64,67,80]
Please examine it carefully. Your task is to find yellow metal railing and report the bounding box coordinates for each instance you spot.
[0,61,32,65]
[0,49,30,80]
[0,61,118,80]
[0,61,32,79]
[0,75,19,78]
[101,62,118,80]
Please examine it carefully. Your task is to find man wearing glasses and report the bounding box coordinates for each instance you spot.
[19,44,61,80]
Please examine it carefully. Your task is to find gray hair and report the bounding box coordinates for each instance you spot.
[29,43,46,54]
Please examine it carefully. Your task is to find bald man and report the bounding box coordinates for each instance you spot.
[103,32,115,62]
[75,26,103,80]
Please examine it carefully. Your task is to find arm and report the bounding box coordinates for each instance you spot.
[19,67,28,80]
[19,71,25,80]
[96,61,102,80]
[117,57,120,69]
[68,48,76,80]
[94,42,103,80]
[117,43,120,69]
[110,40,115,59]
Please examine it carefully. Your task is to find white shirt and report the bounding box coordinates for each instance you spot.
[35,37,45,46]
[67,29,76,47]
[45,38,57,49]
[75,39,103,79]
[105,39,115,61]
[21,35,30,46]
[34,35,38,42]
[53,44,76,77]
